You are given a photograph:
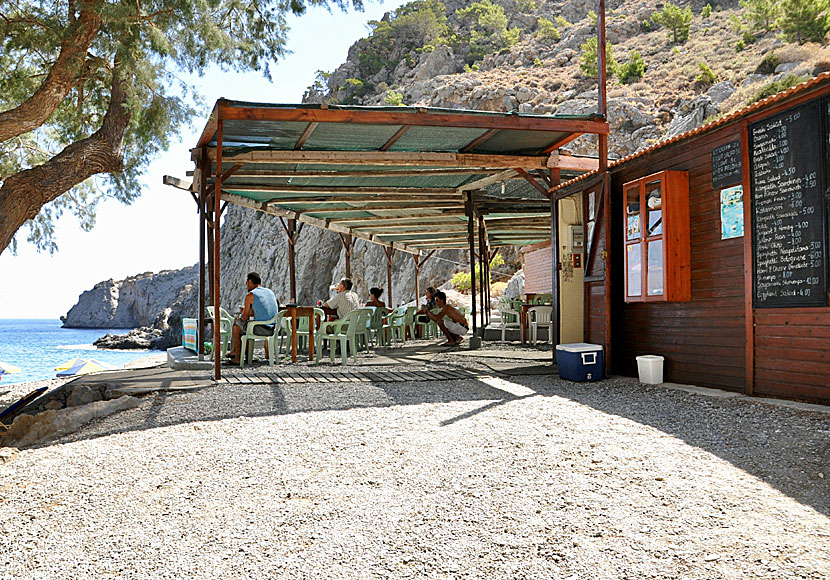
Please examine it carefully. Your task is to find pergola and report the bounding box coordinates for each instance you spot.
[187,100,609,378]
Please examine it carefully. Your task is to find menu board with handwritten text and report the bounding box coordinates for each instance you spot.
[750,100,827,308]
[711,140,743,189]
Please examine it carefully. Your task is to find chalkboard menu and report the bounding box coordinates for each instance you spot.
[711,140,743,188]
[750,100,827,308]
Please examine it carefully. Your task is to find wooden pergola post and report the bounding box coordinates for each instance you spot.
[338,233,355,278]
[466,191,478,340]
[478,215,488,330]
[198,148,209,361]
[279,217,304,303]
[384,246,395,306]
[212,120,223,380]
[550,168,562,350]
[412,250,436,307]
[598,0,610,373]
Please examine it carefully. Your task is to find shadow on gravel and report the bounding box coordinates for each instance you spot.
[45,376,522,445]
[505,376,830,518]
[36,370,829,517]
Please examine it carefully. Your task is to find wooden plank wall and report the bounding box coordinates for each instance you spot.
[610,127,748,392]
[754,309,830,401]
[522,241,552,294]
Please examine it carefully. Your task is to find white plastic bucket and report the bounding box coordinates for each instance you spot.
[636,355,664,384]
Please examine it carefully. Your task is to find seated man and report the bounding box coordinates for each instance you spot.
[225,272,279,364]
[426,290,469,346]
[322,278,360,320]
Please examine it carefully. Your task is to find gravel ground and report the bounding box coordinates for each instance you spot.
[0,356,828,579]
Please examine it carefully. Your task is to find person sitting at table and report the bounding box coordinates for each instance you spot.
[425,290,469,346]
[322,277,360,320]
[225,272,279,364]
[365,287,385,308]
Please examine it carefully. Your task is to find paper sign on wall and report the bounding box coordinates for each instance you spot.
[720,185,744,240]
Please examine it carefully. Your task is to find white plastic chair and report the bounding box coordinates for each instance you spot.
[240,311,285,367]
[528,305,554,345]
[498,299,521,341]
[368,306,391,347]
[316,308,372,364]
[207,306,233,356]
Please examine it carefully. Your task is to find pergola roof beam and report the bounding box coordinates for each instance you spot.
[222,192,421,255]
[226,185,460,195]
[205,149,552,169]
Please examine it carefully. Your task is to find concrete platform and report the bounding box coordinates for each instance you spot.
[167,346,214,371]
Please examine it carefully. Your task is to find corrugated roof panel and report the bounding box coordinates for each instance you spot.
[221,120,310,148]
[224,189,273,203]
[474,129,566,154]
[304,210,377,219]
[302,123,402,151]
[387,126,490,152]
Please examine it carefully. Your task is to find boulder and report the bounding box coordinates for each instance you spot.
[413,45,459,82]
[2,396,142,448]
[742,73,769,87]
[663,95,720,140]
[706,81,736,105]
[504,270,525,299]
[774,62,801,74]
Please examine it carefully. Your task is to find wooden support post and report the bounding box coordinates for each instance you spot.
[338,233,355,279]
[413,250,436,307]
[551,189,561,349]
[548,169,562,354]
[198,148,209,361]
[598,0,610,373]
[466,192,478,338]
[413,254,421,310]
[279,217,303,303]
[213,120,223,381]
[383,246,396,306]
[478,215,487,330]
[597,0,608,119]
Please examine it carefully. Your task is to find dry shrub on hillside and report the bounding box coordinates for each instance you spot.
[490,282,507,297]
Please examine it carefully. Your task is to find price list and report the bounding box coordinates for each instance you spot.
[711,139,742,188]
[750,101,827,307]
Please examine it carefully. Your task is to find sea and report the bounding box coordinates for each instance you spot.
[0,319,162,386]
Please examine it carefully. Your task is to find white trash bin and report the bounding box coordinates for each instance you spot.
[636,355,664,384]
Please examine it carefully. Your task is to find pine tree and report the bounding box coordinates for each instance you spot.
[651,2,694,43]
[777,0,830,44]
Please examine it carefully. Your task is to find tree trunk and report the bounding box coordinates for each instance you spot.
[0,2,102,143]
[0,69,130,255]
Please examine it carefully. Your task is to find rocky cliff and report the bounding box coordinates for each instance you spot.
[62,265,198,329]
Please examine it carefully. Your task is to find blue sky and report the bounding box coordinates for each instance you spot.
[0,1,407,319]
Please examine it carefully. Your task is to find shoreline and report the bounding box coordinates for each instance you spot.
[0,353,168,408]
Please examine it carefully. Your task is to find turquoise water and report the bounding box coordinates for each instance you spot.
[0,319,161,386]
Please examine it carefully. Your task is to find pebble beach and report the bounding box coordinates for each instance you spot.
[1,350,828,579]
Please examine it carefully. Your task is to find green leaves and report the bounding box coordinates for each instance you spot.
[579,37,618,79]
[776,0,830,44]
[0,0,363,253]
[456,0,520,64]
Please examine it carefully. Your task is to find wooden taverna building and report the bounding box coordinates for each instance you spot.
[547,72,830,405]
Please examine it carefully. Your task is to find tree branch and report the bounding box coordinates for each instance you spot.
[0,66,131,254]
[0,2,102,143]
